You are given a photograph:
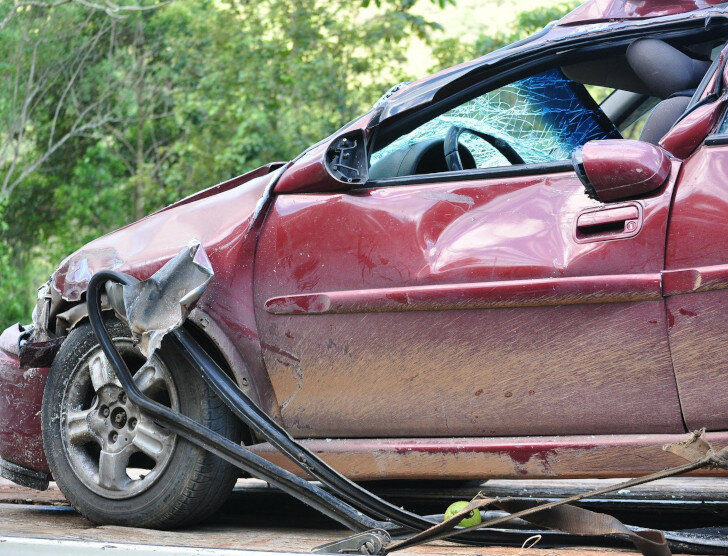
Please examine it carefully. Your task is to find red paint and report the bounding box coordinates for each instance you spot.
[662,264,728,295]
[249,432,728,480]
[665,141,728,431]
[581,140,671,202]
[659,99,725,159]
[509,447,557,475]
[0,325,49,472]
[6,3,728,480]
[51,169,284,420]
[380,438,599,456]
[254,162,683,438]
[275,126,371,195]
[274,143,333,194]
[154,162,285,214]
[662,268,704,296]
[558,0,727,25]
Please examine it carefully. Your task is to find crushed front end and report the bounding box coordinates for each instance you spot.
[0,321,51,489]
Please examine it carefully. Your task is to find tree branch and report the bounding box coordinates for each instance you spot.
[1,0,172,31]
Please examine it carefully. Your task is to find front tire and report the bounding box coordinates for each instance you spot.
[42,317,240,528]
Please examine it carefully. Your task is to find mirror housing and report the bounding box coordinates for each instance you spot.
[572,139,671,203]
[274,129,368,194]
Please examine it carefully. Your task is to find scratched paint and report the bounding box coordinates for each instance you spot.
[254,165,684,438]
[248,433,728,480]
[0,326,50,472]
[665,143,728,431]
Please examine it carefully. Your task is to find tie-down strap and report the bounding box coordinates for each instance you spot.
[387,429,728,555]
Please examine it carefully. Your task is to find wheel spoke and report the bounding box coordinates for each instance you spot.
[133,362,166,395]
[88,351,120,392]
[132,418,174,462]
[65,409,95,446]
[98,449,130,491]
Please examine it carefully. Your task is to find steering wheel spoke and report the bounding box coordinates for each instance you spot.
[444,125,524,172]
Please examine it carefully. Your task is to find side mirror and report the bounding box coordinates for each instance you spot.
[274,129,368,194]
[572,139,671,203]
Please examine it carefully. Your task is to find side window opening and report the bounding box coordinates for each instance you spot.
[367,36,726,183]
[586,85,615,105]
[369,68,620,180]
[618,97,661,140]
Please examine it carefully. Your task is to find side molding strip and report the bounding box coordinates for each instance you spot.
[265,274,662,315]
[662,264,728,296]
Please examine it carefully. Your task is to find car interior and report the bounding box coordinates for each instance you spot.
[565,38,713,144]
[368,35,727,181]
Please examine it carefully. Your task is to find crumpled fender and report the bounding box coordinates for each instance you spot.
[33,163,287,422]
[51,166,281,303]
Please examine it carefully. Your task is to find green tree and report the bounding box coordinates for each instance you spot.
[0,0,445,327]
[431,2,578,69]
[0,0,580,329]
[157,0,442,192]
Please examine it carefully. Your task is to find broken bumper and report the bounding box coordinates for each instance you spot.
[0,323,51,487]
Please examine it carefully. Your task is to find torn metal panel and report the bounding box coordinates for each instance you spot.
[30,282,52,340]
[53,246,124,303]
[106,241,213,358]
[55,301,97,336]
[18,337,65,368]
[49,163,284,304]
[664,428,728,469]
[35,166,284,412]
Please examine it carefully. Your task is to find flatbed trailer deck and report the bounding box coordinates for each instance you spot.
[2,477,727,554]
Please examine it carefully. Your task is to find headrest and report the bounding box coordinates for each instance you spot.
[626,39,711,99]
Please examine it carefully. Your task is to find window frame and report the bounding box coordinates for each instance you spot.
[369,67,619,178]
[365,159,574,189]
[364,20,728,188]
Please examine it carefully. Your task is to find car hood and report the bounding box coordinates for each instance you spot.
[51,164,286,302]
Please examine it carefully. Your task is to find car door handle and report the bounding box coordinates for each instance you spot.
[575,204,642,243]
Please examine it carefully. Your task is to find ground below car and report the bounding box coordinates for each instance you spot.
[2,477,727,554]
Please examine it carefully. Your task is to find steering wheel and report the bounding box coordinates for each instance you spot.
[444,126,525,172]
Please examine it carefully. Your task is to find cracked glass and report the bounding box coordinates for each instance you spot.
[371,68,620,172]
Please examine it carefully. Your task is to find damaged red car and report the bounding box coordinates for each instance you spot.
[4,0,728,532]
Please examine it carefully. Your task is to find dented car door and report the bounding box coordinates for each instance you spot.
[254,165,685,439]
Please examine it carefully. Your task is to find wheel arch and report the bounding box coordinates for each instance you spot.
[55,301,255,446]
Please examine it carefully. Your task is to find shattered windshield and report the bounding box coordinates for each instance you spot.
[371,68,620,170]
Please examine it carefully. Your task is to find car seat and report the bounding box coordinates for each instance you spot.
[626,39,711,144]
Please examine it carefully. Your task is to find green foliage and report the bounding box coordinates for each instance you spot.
[0,0,571,329]
[0,198,54,326]
[431,1,579,69]
[364,0,456,9]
